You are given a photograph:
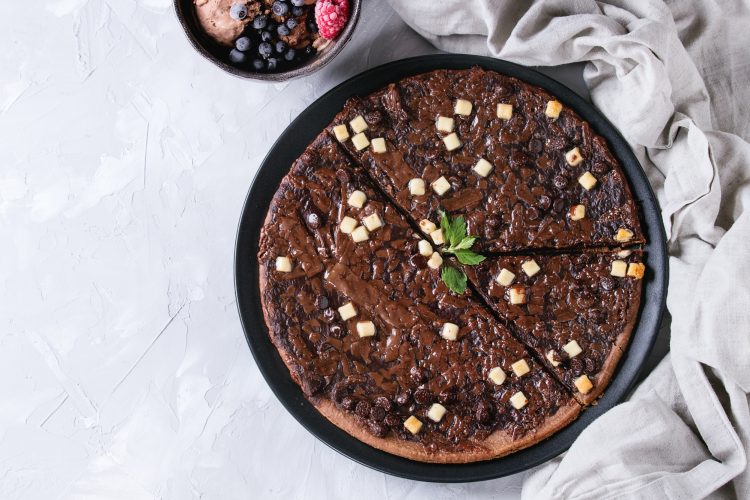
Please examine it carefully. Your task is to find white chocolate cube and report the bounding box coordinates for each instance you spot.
[496,268,516,286]
[547,350,561,367]
[409,178,426,196]
[616,228,634,242]
[352,132,370,151]
[509,286,527,305]
[348,190,367,208]
[349,115,368,134]
[473,158,494,178]
[351,226,370,243]
[443,133,462,151]
[431,176,452,196]
[427,252,443,270]
[276,256,292,273]
[363,213,382,231]
[404,415,422,434]
[611,260,627,277]
[563,340,582,358]
[356,321,376,337]
[340,216,358,234]
[569,204,586,221]
[427,403,447,422]
[578,171,597,190]
[338,302,357,321]
[522,259,541,277]
[454,99,472,116]
[511,359,531,377]
[617,249,632,258]
[436,116,454,133]
[418,240,433,257]
[333,124,350,142]
[441,322,459,341]
[430,229,444,245]
[574,375,593,394]
[371,138,386,154]
[488,367,507,386]
[566,147,583,166]
[419,219,438,234]
[509,391,528,409]
[627,262,645,279]
[546,100,563,118]
[497,103,513,119]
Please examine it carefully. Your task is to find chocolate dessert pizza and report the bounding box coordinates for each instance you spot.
[258,68,646,463]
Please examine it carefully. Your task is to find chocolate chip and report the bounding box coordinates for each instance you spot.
[329,324,344,339]
[365,110,383,125]
[576,253,592,265]
[425,147,440,160]
[331,385,348,403]
[341,395,357,411]
[323,308,336,322]
[592,162,609,175]
[553,199,565,213]
[570,357,584,376]
[383,413,401,427]
[585,357,596,373]
[375,396,392,412]
[529,139,543,153]
[317,296,330,310]
[410,366,429,384]
[438,389,457,405]
[527,207,540,220]
[510,151,529,168]
[410,254,427,269]
[305,376,324,395]
[600,276,616,291]
[539,195,551,210]
[577,290,595,309]
[486,215,502,229]
[413,388,431,405]
[395,391,411,406]
[356,400,372,418]
[553,175,568,188]
[307,213,321,229]
[370,406,386,422]
[369,422,388,438]
[448,175,463,190]
[336,169,350,183]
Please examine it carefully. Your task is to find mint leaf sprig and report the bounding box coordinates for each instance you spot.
[437,208,485,294]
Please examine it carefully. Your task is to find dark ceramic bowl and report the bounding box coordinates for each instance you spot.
[174,0,362,82]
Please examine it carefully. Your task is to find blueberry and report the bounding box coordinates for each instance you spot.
[277,24,290,36]
[285,48,296,60]
[272,1,289,16]
[291,6,304,16]
[235,36,251,52]
[306,19,318,34]
[267,57,278,70]
[258,42,273,58]
[266,21,278,32]
[229,3,247,20]
[286,18,298,29]
[261,30,273,42]
[275,40,288,53]
[291,0,305,6]
[252,58,266,70]
[229,49,246,63]
[252,14,267,30]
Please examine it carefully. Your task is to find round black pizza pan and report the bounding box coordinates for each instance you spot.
[234,55,668,483]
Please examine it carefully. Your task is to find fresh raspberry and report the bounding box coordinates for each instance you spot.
[315,0,349,40]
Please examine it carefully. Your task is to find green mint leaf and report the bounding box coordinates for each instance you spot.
[454,250,486,265]
[441,266,467,294]
[453,235,479,251]
[448,215,467,247]
[439,208,450,241]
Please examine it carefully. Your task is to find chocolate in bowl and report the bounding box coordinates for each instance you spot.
[174,0,362,82]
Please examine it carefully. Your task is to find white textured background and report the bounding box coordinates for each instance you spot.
[0,1,670,498]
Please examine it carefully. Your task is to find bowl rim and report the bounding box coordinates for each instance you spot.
[173,0,362,83]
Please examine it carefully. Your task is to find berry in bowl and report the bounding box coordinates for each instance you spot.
[175,0,361,82]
